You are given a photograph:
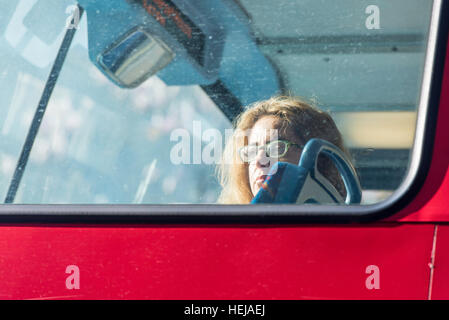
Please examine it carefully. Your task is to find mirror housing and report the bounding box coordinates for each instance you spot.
[78,0,225,87]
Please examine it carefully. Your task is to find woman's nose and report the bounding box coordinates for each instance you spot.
[254,148,271,168]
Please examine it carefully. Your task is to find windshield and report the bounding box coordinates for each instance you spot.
[0,0,435,205]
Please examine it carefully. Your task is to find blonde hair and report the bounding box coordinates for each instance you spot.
[216,95,349,204]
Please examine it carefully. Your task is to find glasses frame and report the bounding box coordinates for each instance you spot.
[239,139,301,163]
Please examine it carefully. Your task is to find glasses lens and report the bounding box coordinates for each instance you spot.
[240,145,258,162]
[267,140,287,158]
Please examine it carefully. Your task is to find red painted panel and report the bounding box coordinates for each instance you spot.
[0,224,434,299]
[429,225,449,299]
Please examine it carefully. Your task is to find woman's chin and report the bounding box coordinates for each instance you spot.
[251,182,264,196]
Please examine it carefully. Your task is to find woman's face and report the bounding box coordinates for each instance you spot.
[247,116,302,197]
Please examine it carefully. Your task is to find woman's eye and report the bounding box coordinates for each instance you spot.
[247,146,258,156]
[241,146,256,160]
[269,142,285,157]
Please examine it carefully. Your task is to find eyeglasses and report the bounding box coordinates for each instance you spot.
[239,139,301,163]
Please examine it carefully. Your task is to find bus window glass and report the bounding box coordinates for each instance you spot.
[0,0,436,205]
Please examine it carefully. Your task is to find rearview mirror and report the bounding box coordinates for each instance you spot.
[98,27,175,88]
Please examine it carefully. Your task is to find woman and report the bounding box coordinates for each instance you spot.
[217,95,349,204]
